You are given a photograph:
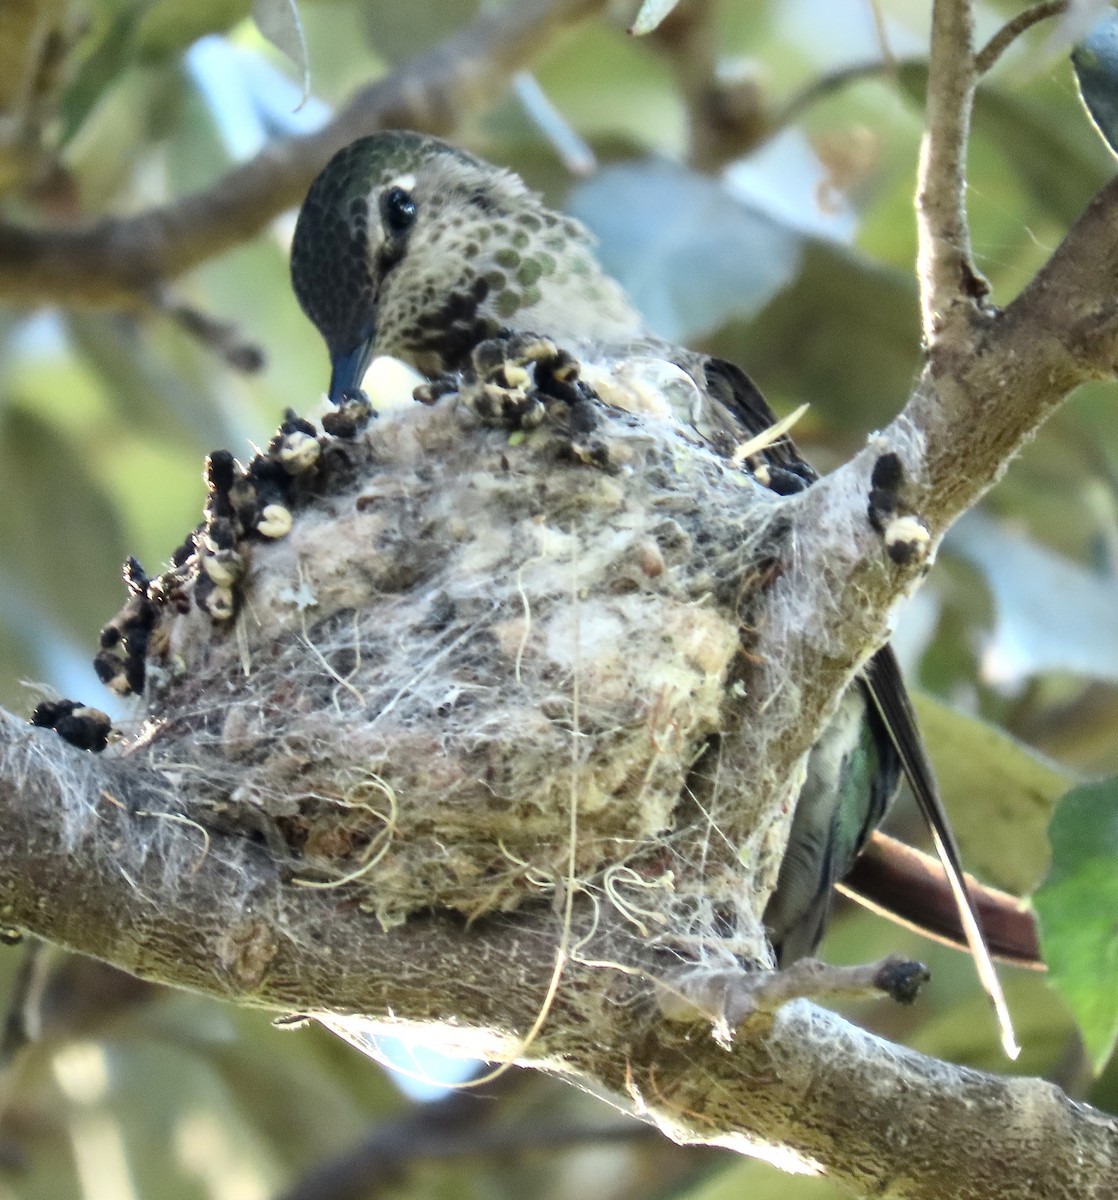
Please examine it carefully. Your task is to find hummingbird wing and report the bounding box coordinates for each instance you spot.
[763,682,900,965]
[695,354,1019,1056]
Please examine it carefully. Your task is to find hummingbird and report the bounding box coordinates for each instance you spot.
[290,130,1017,1053]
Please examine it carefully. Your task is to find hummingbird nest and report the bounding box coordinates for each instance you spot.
[94,348,800,972]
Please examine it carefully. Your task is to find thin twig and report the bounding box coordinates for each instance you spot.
[916,0,983,340]
[0,941,50,1119]
[768,57,903,134]
[276,1074,654,1200]
[161,296,266,373]
[975,2,1069,75]
[842,832,1044,969]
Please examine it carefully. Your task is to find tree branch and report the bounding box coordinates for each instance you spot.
[0,0,606,308]
[0,711,1116,1199]
[975,2,1069,76]
[735,173,1118,827]
[642,0,767,172]
[917,0,982,339]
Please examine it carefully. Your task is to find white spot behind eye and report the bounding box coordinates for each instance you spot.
[386,173,417,192]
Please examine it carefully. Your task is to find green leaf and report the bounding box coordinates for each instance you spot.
[252,0,309,97]
[1035,778,1118,1072]
[58,5,144,145]
[135,0,252,58]
[0,407,129,645]
[714,240,920,427]
[913,693,1073,896]
[358,0,478,65]
[972,74,1112,228]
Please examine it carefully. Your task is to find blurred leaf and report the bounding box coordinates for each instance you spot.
[1073,10,1118,158]
[136,0,252,58]
[948,511,1118,688]
[0,407,129,643]
[0,602,40,710]
[1035,778,1118,1071]
[569,159,804,342]
[629,0,681,36]
[713,240,920,427]
[252,0,310,97]
[59,5,144,145]
[683,1158,847,1199]
[66,314,234,451]
[359,0,478,64]
[64,65,190,211]
[914,693,1073,895]
[527,18,683,153]
[972,74,1112,227]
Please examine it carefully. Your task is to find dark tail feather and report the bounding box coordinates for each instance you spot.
[864,647,1020,1059]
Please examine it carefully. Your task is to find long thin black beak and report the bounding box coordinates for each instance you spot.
[328,336,376,403]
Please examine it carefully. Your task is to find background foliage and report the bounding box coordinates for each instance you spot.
[1,0,1118,1196]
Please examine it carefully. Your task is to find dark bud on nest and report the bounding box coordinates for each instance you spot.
[93,650,131,694]
[413,378,459,406]
[449,333,605,440]
[95,578,157,695]
[124,556,150,597]
[171,533,197,568]
[757,465,812,496]
[206,449,238,521]
[874,957,931,1005]
[194,573,237,622]
[205,518,237,552]
[30,698,81,727]
[278,408,317,438]
[868,451,905,534]
[200,546,246,588]
[322,391,374,439]
[31,698,112,752]
[278,430,321,475]
[883,515,932,566]
[222,455,296,540]
[866,453,931,566]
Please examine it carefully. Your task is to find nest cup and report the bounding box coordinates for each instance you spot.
[118,379,793,969]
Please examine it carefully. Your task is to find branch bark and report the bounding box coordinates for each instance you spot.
[917,0,982,338]
[0,710,1115,1199]
[0,0,606,307]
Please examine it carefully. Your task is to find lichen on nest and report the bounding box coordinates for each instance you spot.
[96,354,794,964]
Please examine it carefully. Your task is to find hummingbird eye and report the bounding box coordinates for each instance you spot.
[380,186,417,237]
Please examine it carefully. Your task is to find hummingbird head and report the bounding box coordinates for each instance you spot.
[291,130,642,399]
